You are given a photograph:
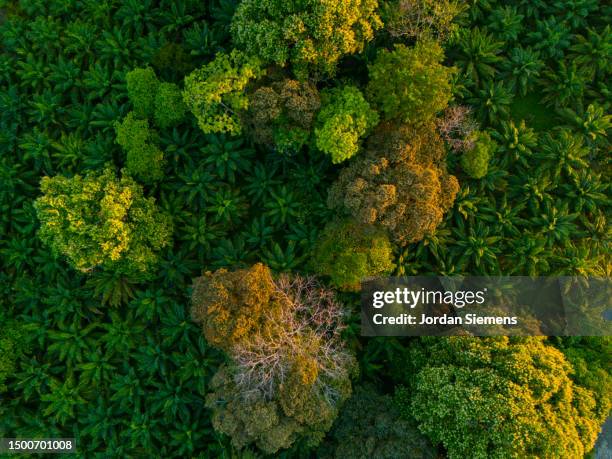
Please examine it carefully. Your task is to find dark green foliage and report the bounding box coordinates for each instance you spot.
[312,219,395,291]
[319,385,436,459]
[0,320,26,393]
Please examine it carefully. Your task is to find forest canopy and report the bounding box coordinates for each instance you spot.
[0,0,609,457]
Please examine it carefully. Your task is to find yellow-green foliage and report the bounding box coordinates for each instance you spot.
[183,50,262,135]
[195,265,356,454]
[461,131,496,178]
[247,79,321,153]
[367,40,455,124]
[114,112,165,183]
[126,67,160,118]
[190,263,277,352]
[314,86,379,164]
[327,122,459,245]
[154,82,186,129]
[34,168,173,276]
[397,337,602,459]
[230,0,382,78]
[115,112,150,151]
[312,218,394,291]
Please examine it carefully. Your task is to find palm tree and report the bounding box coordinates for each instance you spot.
[537,129,590,180]
[468,81,512,126]
[557,103,612,144]
[540,60,588,109]
[451,27,503,85]
[487,5,524,43]
[501,46,544,97]
[526,16,572,60]
[491,120,538,170]
[569,26,612,79]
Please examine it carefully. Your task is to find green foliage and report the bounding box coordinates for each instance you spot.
[552,337,612,424]
[319,385,436,459]
[396,337,602,459]
[115,112,150,152]
[461,131,496,178]
[312,219,394,291]
[34,168,172,277]
[247,79,320,154]
[0,321,26,393]
[1,0,611,456]
[314,86,379,164]
[183,50,262,135]
[154,82,186,129]
[230,0,382,78]
[114,112,165,183]
[367,40,455,125]
[126,67,160,119]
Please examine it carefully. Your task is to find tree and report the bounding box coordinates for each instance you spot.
[183,50,262,135]
[552,337,612,424]
[557,103,611,144]
[114,112,165,183]
[452,27,503,84]
[569,26,611,79]
[34,168,173,276]
[154,82,186,129]
[395,337,602,459]
[126,67,159,118]
[540,60,587,109]
[367,40,455,125]
[247,79,321,154]
[382,0,465,42]
[314,85,379,164]
[230,0,382,78]
[501,46,545,97]
[436,105,479,152]
[461,131,496,179]
[195,265,357,454]
[318,386,436,459]
[190,263,277,352]
[327,122,459,245]
[311,218,395,291]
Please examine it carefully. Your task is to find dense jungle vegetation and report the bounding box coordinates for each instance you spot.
[0,0,610,457]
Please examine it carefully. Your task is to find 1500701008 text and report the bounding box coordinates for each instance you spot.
[0,439,76,454]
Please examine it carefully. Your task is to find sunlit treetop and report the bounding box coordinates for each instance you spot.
[183,50,263,135]
[34,168,173,277]
[230,0,383,79]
